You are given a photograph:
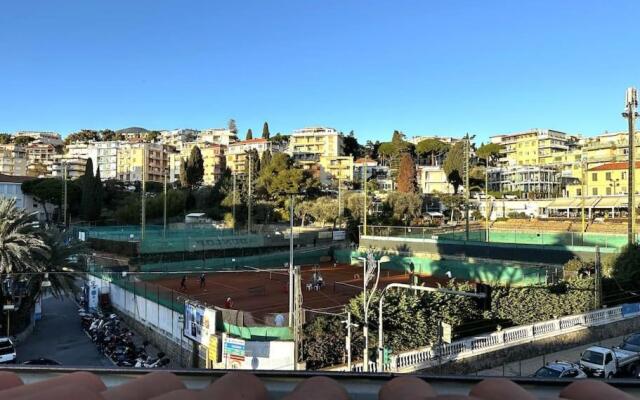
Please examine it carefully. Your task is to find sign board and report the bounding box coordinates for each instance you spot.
[208,335,219,364]
[441,322,452,344]
[184,301,216,346]
[223,336,246,368]
[2,305,15,311]
[78,231,86,241]
[88,282,99,310]
[332,231,346,241]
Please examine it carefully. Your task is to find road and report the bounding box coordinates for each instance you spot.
[476,335,626,377]
[16,296,112,367]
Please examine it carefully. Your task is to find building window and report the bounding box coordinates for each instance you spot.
[592,188,598,196]
[591,172,597,182]
[606,172,611,180]
[576,188,582,196]
[606,187,612,196]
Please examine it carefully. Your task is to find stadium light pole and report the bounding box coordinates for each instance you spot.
[623,87,639,245]
[358,254,390,372]
[289,193,294,328]
[376,283,485,372]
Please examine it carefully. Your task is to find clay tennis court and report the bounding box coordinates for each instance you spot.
[150,263,454,318]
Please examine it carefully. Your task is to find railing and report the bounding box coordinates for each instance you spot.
[326,304,639,373]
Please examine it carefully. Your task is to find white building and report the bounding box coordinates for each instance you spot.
[0,174,56,221]
[199,128,238,146]
[408,135,461,145]
[15,131,63,146]
[160,129,199,147]
[488,165,561,197]
[95,141,121,180]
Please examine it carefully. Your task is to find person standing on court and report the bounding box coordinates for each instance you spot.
[199,273,206,289]
[180,275,187,291]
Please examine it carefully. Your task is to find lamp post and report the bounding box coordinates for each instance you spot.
[376,283,485,372]
[341,311,358,371]
[623,87,639,245]
[358,254,390,372]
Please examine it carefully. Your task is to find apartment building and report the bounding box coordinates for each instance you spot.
[288,127,343,157]
[318,156,353,185]
[0,145,28,176]
[15,131,63,146]
[50,158,87,179]
[95,141,121,180]
[488,165,561,196]
[117,143,169,183]
[408,135,460,145]
[169,142,226,185]
[64,142,98,174]
[491,129,579,167]
[25,142,58,175]
[226,138,280,174]
[565,161,638,198]
[199,128,238,146]
[160,129,199,147]
[416,165,454,194]
[353,159,393,191]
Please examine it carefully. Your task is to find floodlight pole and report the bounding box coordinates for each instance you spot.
[465,134,470,241]
[62,162,68,228]
[232,173,236,232]
[289,194,294,328]
[376,283,485,372]
[141,144,146,241]
[163,162,167,238]
[360,256,384,372]
[363,156,367,236]
[623,87,639,245]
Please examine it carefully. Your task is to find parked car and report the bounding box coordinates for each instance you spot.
[533,361,587,379]
[580,345,640,378]
[0,338,16,364]
[621,333,640,353]
[22,358,61,366]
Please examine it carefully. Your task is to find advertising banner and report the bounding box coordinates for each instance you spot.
[184,302,216,346]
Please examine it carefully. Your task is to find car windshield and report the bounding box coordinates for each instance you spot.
[534,367,562,378]
[624,334,640,346]
[0,341,14,355]
[581,350,604,365]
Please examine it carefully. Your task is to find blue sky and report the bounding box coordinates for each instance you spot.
[0,1,638,143]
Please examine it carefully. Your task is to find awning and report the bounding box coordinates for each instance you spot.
[594,197,626,208]
[546,197,599,209]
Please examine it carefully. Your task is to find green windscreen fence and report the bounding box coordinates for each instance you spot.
[334,249,555,286]
[363,226,627,249]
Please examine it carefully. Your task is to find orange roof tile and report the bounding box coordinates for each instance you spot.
[589,161,640,171]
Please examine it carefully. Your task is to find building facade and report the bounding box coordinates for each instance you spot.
[0,145,28,176]
[488,165,561,196]
[318,156,353,186]
[226,138,280,175]
[117,143,169,183]
[491,129,579,167]
[199,128,238,146]
[416,166,454,194]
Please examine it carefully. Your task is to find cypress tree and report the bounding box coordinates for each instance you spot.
[81,158,95,221]
[262,122,270,139]
[187,146,204,187]
[246,129,253,140]
[93,166,103,221]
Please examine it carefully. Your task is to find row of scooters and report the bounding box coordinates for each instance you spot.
[79,308,170,368]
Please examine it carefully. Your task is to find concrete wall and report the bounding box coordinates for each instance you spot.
[434,315,640,375]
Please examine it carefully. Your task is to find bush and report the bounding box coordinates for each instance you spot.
[608,244,640,284]
[486,277,595,325]
[507,211,528,219]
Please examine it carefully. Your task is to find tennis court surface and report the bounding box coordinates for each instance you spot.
[150,263,451,317]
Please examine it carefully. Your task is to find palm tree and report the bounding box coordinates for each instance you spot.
[0,198,48,276]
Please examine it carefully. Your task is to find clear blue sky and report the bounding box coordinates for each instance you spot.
[0,0,638,143]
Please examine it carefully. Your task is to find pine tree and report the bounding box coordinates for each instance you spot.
[246,129,253,140]
[81,158,95,221]
[262,122,270,139]
[228,119,238,135]
[397,153,417,193]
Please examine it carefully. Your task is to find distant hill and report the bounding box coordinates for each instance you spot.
[115,127,150,134]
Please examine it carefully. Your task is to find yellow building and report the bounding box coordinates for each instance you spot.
[169,142,226,185]
[318,156,353,185]
[288,127,343,158]
[416,165,454,194]
[117,142,169,183]
[565,161,637,198]
[226,138,280,175]
[491,129,579,167]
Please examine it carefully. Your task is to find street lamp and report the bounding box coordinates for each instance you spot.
[358,253,390,372]
[341,311,358,371]
[376,283,485,372]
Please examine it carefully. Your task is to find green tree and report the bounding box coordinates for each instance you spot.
[261,149,272,171]
[438,193,464,222]
[416,139,450,166]
[443,141,465,193]
[377,142,395,166]
[397,153,417,193]
[269,133,289,146]
[303,315,346,369]
[94,167,104,221]
[343,131,363,158]
[609,244,640,284]
[80,159,96,221]
[228,119,238,135]
[100,129,119,141]
[145,130,161,142]
[385,192,422,225]
[14,136,34,146]
[65,129,100,145]
[476,143,503,166]
[0,134,11,144]
[262,122,270,139]
[309,197,340,227]
[186,146,204,187]
[256,153,318,207]
[246,129,253,140]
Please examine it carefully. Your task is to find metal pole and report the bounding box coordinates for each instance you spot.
[581,150,586,233]
[362,258,368,371]
[346,311,352,370]
[624,87,638,245]
[141,145,146,241]
[485,163,489,242]
[338,177,342,226]
[465,134,470,241]
[63,162,68,227]
[289,194,294,328]
[363,156,367,236]
[163,163,167,238]
[232,173,236,231]
[248,155,252,234]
